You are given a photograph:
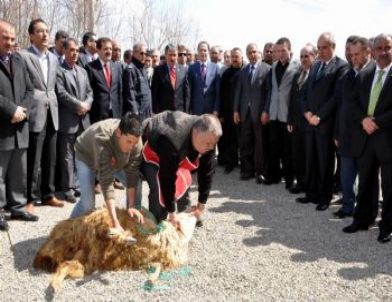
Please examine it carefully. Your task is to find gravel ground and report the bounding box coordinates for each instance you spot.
[1,166,392,301]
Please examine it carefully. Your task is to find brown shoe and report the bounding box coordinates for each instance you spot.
[113,180,125,190]
[25,202,35,214]
[42,197,64,207]
[95,183,102,194]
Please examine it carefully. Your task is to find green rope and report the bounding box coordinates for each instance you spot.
[136,207,165,235]
[142,266,193,292]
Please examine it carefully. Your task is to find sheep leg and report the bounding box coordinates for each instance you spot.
[147,263,162,286]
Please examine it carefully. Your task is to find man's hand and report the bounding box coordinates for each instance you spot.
[304,112,313,123]
[213,111,219,117]
[127,208,144,224]
[192,202,205,219]
[309,115,320,126]
[77,102,89,116]
[261,112,269,125]
[168,212,182,231]
[334,139,339,147]
[112,220,125,234]
[233,112,240,124]
[362,117,379,135]
[287,124,293,133]
[11,106,27,123]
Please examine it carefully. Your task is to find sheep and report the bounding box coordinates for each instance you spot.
[33,207,197,292]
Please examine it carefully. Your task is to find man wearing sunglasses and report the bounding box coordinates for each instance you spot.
[123,42,152,121]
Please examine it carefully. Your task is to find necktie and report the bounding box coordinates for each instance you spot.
[297,70,308,89]
[104,63,112,88]
[169,66,176,89]
[201,63,206,82]
[316,62,326,80]
[367,69,385,116]
[249,65,255,83]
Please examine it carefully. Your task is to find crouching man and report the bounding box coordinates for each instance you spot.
[71,112,144,232]
[142,111,222,229]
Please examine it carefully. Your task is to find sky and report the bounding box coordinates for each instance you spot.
[186,0,392,59]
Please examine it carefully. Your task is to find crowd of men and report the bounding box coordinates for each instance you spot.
[1,17,392,244]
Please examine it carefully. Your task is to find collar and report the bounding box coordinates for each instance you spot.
[0,52,11,62]
[131,57,144,69]
[167,63,176,70]
[199,60,208,67]
[63,60,77,71]
[322,56,335,67]
[85,49,94,58]
[376,61,392,75]
[32,45,49,58]
[99,58,110,68]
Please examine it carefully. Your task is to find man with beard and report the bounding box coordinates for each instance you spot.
[218,47,243,174]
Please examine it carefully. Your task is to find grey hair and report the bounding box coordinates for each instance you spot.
[246,43,258,53]
[133,42,146,52]
[373,33,392,49]
[318,32,336,49]
[193,114,222,137]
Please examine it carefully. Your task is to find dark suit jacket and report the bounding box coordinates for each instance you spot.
[334,67,357,156]
[288,69,308,131]
[301,57,348,135]
[234,62,271,122]
[151,63,189,113]
[188,61,220,115]
[56,62,94,134]
[122,58,152,121]
[85,59,122,124]
[0,53,33,151]
[351,61,392,159]
[21,46,60,132]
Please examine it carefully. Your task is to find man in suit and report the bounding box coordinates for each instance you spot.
[262,37,300,187]
[296,32,348,211]
[56,38,93,203]
[151,43,190,114]
[78,32,97,68]
[333,36,371,219]
[218,47,243,174]
[234,43,271,180]
[263,43,274,66]
[86,37,123,124]
[287,43,317,194]
[48,30,68,64]
[177,45,188,67]
[21,18,65,212]
[123,42,151,121]
[188,41,220,116]
[0,20,38,230]
[343,34,392,243]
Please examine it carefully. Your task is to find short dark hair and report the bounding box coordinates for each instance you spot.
[82,32,96,46]
[165,43,177,55]
[63,37,78,50]
[119,113,142,136]
[28,18,46,35]
[197,41,210,51]
[276,37,291,50]
[123,49,132,61]
[55,30,69,41]
[346,35,359,45]
[96,37,112,50]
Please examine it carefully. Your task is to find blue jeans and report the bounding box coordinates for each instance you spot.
[340,156,358,214]
[70,158,142,218]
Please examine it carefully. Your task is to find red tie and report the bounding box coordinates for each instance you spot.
[170,66,176,89]
[104,63,112,88]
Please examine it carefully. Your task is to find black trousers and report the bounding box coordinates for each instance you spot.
[140,161,191,222]
[291,128,306,187]
[57,132,78,196]
[354,137,391,226]
[304,131,335,205]
[27,113,57,202]
[0,149,27,214]
[218,118,239,169]
[239,110,266,176]
[268,120,293,183]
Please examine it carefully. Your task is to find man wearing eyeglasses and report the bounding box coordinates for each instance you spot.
[177,45,188,67]
[151,44,190,114]
[123,42,152,121]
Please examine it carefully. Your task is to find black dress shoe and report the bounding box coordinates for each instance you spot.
[0,212,9,231]
[196,219,203,227]
[224,166,234,174]
[288,184,305,194]
[342,221,369,233]
[255,174,266,184]
[296,197,311,204]
[65,194,77,203]
[378,229,392,243]
[10,211,39,222]
[74,189,81,197]
[316,204,329,211]
[240,173,253,181]
[333,209,353,219]
[285,181,293,190]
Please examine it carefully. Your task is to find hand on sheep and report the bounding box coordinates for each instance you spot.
[168,212,183,231]
[127,208,144,224]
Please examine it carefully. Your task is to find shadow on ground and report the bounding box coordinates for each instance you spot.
[209,167,392,281]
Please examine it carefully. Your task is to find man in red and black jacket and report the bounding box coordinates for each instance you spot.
[141,111,222,229]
